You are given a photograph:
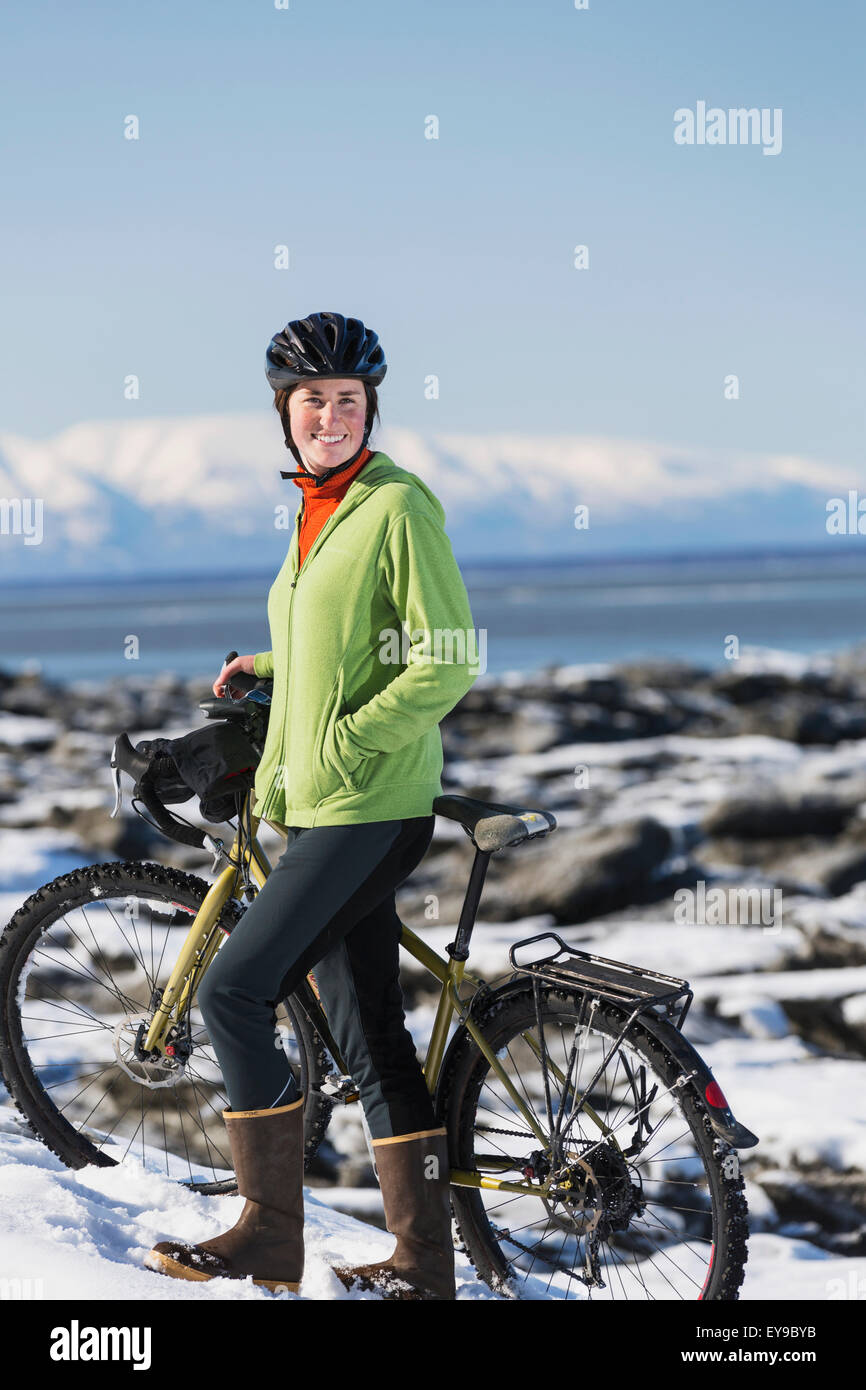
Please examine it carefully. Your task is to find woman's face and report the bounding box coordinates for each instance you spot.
[288,378,367,475]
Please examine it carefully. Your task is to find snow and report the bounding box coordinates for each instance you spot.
[0,827,87,887]
[402,918,807,987]
[693,966,866,1004]
[0,1117,485,1302]
[841,994,866,1026]
[700,1039,866,1170]
[0,713,62,749]
[0,1118,861,1301]
[2,704,866,1303]
[715,996,792,1039]
[0,787,112,826]
[738,1234,866,1300]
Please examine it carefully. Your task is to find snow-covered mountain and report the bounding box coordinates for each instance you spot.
[0,414,856,579]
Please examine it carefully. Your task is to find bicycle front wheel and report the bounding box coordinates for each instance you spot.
[441,987,749,1300]
[0,860,332,1192]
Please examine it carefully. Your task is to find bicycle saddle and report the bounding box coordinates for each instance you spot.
[433,794,556,853]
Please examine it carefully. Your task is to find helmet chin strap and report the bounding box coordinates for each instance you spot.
[280,429,371,488]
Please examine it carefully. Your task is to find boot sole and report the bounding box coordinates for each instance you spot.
[333,1266,453,1301]
[145,1249,300,1294]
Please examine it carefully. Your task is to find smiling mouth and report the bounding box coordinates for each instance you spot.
[313,434,348,445]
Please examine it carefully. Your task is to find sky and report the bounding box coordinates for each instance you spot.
[1,0,864,481]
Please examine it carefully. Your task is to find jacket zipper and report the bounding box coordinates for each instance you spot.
[261,478,367,818]
[262,512,302,820]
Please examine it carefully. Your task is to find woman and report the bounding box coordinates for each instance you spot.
[145,312,478,1300]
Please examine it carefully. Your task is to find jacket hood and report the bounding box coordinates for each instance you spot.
[346,451,446,527]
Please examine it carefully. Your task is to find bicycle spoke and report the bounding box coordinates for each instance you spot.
[453,988,737,1301]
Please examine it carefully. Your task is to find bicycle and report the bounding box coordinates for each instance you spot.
[0,666,758,1299]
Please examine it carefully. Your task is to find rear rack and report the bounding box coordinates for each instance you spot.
[508,932,693,1029]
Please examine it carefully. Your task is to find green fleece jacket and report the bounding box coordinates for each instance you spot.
[251,451,478,827]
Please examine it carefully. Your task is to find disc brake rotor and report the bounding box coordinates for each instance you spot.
[113,1015,186,1089]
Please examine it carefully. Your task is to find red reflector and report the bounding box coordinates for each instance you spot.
[705,1080,727,1108]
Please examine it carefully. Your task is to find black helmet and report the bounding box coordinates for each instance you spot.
[265,311,387,391]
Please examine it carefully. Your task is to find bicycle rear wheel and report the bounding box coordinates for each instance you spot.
[441,986,749,1300]
[0,860,332,1192]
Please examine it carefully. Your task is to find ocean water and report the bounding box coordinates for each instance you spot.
[3,550,866,685]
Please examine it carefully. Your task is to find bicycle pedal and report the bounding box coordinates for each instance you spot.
[319,1074,360,1104]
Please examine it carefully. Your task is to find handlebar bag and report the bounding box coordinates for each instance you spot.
[135,721,260,824]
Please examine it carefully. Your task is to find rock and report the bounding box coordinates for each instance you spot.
[0,670,65,718]
[756,1171,866,1255]
[740,700,866,745]
[787,844,866,897]
[708,670,809,704]
[781,997,866,1056]
[480,817,674,923]
[702,791,862,839]
[614,660,710,691]
[714,994,790,1038]
[44,805,158,858]
[508,703,571,755]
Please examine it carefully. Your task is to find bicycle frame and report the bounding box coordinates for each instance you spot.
[140,796,621,1200]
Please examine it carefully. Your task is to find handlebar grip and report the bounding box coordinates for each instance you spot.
[111,732,206,851]
[222,671,259,695]
[136,778,207,851]
[220,649,259,696]
[111,732,153,782]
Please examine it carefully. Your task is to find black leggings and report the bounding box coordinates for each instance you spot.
[197,816,437,1140]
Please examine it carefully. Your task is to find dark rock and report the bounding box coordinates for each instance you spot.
[757,1172,866,1255]
[45,805,159,858]
[782,997,866,1057]
[739,700,866,745]
[702,792,863,839]
[787,844,866,897]
[480,817,674,923]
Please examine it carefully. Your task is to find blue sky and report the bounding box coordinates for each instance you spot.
[2,0,863,476]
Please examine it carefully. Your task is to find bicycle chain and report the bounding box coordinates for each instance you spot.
[475,1123,535,1140]
[491,1225,596,1290]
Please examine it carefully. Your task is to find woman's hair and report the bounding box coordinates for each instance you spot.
[273,380,381,456]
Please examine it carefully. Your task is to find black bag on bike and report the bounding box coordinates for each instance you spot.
[135,721,260,824]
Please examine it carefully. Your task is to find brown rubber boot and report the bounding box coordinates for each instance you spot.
[145,1096,304,1292]
[334,1127,455,1300]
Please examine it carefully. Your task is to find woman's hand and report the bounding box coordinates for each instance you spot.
[213,653,257,700]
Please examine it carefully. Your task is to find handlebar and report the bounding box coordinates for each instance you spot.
[218,649,260,699]
[110,733,208,849]
[109,649,273,852]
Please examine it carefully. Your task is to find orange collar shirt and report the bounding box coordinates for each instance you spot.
[292,449,373,569]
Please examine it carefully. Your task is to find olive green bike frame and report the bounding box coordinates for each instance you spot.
[141,797,617,1200]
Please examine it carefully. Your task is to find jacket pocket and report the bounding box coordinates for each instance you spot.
[312,670,346,800]
[319,670,378,796]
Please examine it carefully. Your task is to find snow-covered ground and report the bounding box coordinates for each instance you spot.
[1,1116,863,1301]
[2,879,866,1299]
[3,658,866,1302]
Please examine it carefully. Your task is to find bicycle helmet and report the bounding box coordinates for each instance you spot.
[266,312,387,486]
[265,312,387,391]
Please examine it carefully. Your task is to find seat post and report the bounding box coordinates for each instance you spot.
[448,846,491,962]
